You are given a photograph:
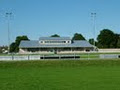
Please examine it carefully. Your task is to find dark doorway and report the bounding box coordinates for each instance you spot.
[54,49,57,54]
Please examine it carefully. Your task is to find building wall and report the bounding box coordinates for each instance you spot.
[19,48,53,54]
[19,47,94,54]
[98,49,120,53]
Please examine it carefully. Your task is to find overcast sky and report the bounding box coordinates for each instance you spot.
[0,0,120,45]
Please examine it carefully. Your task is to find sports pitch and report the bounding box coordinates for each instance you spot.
[0,60,120,90]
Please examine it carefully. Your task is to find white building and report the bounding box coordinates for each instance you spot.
[19,37,95,54]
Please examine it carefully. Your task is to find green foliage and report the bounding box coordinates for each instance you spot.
[72,33,86,40]
[89,38,94,45]
[10,36,29,53]
[10,43,16,52]
[0,60,120,90]
[51,34,60,37]
[97,29,120,48]
[97,29,118,48]
[0,47,2,53]
[117,37,120,48]
[110,34,119,48]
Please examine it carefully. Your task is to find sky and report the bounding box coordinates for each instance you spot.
[0,0,120,45]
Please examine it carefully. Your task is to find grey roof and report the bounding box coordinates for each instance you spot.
[72,40,94,47]
[19,40,94,48]
[19,40,39,48]
[39,37,71,41]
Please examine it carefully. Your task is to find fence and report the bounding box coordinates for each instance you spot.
[0,55,80,61]
[0,55,40,61]
[0,54,120,61]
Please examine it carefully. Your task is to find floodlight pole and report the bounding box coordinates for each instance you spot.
[91,13,96,50]
[6,12,12,54]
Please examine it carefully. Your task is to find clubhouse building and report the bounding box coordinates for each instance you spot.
[19,37,96,54]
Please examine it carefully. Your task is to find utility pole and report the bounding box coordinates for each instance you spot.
[91,13,96,50]
[6,12,12,54]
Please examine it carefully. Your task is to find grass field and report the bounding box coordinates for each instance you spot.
[0,60,120,90]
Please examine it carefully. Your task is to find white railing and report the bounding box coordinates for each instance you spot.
[0,54,119,61]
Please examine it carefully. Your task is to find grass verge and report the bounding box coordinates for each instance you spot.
[0,60,120,90]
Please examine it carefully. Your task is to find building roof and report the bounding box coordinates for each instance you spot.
[39,37,71,41]
[19,40,94,48]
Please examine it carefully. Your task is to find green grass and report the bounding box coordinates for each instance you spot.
[1,60,120,90]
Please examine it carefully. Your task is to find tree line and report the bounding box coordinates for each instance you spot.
[97,29,120,48]
[9,29,120,53]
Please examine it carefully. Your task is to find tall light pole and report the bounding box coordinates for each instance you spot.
[91,13,96,49]
[6,12,12,54]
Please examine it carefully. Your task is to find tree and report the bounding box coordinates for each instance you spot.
[51,34,60,37]
[10,42,16,53]
[89,38,94,45]
[10,35,29,53]
[117,36,120,48]
[97,29,115,48]
[110,34,119,48]
[72,33,86,40]
[0,46,2,53]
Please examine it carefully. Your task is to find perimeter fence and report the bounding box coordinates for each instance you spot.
[0,54,120,61]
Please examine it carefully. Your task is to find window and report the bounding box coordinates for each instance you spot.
[41,41,43,43]
[44,40,67,44]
